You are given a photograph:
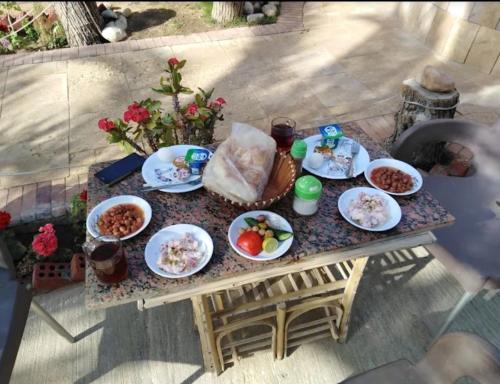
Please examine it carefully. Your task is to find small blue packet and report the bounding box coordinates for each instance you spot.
[319,124,344,149]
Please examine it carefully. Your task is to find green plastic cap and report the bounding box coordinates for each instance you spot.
[294,175,322,200]
[290,139,307,159]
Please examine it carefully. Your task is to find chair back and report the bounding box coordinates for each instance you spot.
[416,332,500,384]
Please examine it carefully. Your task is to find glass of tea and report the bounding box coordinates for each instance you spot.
[271,117,296,152]
[83,235,128,284]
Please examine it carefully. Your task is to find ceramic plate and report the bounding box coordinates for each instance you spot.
[338,187,402,232]
[144,224,214,279]
[364,158,423,196]
[141,145,212,193]
[228,210,293,261]
[86,195,152,240]
[302,135,370,179]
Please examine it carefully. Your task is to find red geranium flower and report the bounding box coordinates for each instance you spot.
[168,57,180,66]
[80,190,87,201]
[98,118,115,132]
[215,97,226,105]
[0,210,11,230]
[186,103,198,115]
[32,223,58,257]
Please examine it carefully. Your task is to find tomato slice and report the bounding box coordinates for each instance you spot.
[236,231,262,256]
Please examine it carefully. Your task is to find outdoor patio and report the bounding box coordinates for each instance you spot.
[1,2,500,384]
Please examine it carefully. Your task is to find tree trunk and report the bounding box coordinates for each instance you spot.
[211,2,244,24]
[53,2,102,47]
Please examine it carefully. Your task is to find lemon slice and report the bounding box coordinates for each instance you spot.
[262,237,279,253]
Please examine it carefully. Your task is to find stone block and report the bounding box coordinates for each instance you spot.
[466,27,500,74]
[447,2,474,20]
[468,2,500,30]
[433,2,449,11]
[447,158,470,176]
[429,163,448,176]
[425,7,456,54]
[441,18,479,63]
[415,2,439,41]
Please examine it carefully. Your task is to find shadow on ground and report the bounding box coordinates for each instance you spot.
[127,9,177,33]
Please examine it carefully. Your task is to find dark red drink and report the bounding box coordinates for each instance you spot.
[87,239,128,284]
[271,117,296,152]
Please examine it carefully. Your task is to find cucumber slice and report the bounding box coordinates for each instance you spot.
[244,217,260,227]
[269,228,293,241]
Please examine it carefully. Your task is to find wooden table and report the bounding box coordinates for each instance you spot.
[85,121,454,370]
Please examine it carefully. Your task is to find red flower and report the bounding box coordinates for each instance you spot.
[32,224,58,257]
[186,103,198,115]
[0,210,11,230]
[124,102,150,123]
[215,97,226,105]
[168,57,180,66]
[98,118,115,132]
[80,190,87,201]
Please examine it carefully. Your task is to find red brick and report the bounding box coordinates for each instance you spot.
[32,262,73,290]
[5,186,23,224]
[32,53,44,64]
[96,43,106,56]
[70,253,86,282]
[60,48,71,61]
[67,47,79,59]
[20,183,37,222]
[447,159,470,177]
[22,53,34,65]
[429,164,448,176]
[104,43,114,55]
[128,39,141,51]
[13,54,25,66]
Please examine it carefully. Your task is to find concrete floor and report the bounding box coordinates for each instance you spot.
[1,2,500,188]
[10,248,500,384]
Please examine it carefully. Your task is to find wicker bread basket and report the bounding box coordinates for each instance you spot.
[205,152,297,210]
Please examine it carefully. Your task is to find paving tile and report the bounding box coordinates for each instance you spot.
[465,26,500,74]
[468,2,500,29]
[5,186,23,223]
[20,183,37,222]
[425,7,455,54]
[51,178,66,218]
[36,181,52,220]
[441,17,479,63]
[0,188,7,210]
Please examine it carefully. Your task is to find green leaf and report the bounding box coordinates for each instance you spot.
[162,114,174,124]
[180,87,193,94]
[177,59,187,70]
[195,93,203,106]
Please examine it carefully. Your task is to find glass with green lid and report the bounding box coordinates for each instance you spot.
[293,175,323,215]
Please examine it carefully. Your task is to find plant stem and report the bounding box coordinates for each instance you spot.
[144,128,158,152]
[120,132,147,155]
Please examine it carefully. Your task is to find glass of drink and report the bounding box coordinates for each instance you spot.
[83,235,128,284]
[271,117,296,152]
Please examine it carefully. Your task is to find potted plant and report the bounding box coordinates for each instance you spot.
[98,57,226,155]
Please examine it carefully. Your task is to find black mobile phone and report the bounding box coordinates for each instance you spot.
[94,153,146,186]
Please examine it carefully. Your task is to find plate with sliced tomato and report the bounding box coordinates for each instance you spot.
[228,210,294,261]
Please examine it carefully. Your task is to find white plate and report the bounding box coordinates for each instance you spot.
[86,195,152,240]
[302,135,370,179]
[364,158,423,196]
[141,145,212,193]
[144,224,214,279]
[228,210,294,261]
[338,187,402,232]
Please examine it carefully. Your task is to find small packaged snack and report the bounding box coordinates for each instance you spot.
[319,124,343,149]
[184,148,211,175]
[173,156,189,170]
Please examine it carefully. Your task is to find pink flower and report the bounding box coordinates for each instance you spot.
[98,118,115,132]
[38,223,55,234]
[0,210,11,230]
[215,97,226,105]
[32,224,58,257]
[186,103,198,115]
[168,57,180,66]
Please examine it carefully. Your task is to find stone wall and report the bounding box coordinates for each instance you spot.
[397,2,500,75]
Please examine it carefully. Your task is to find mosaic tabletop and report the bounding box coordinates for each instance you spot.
[85,121,454,309]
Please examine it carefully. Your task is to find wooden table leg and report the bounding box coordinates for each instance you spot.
[338,257,368,343]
